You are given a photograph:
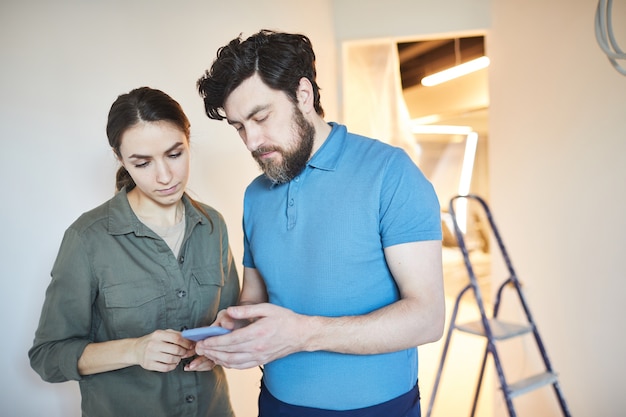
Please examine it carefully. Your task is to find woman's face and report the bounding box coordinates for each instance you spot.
[118,120,190,208]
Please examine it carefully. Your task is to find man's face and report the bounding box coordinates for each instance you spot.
[224,74,315,184]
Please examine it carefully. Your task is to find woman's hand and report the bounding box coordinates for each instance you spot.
[183,355,217,372]
[132,329,195,372]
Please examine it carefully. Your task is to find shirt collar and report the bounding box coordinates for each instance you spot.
[107,188,205,236]
[307,122,347,172]
[264,122,347,189]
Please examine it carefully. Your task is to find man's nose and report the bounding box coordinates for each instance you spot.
[243,124,264,152]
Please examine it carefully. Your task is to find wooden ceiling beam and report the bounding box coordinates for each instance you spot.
[398,39,451,64]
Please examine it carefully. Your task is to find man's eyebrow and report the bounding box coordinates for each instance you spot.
[128,142,184,159]
[227,104,270,125]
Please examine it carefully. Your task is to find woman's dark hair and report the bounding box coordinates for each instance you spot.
[107,86,191,192]
[106,87,212,228]
[197,29,324,121]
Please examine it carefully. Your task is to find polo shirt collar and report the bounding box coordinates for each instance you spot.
[307,122,347,172]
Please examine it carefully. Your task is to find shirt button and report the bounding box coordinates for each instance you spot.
[185,395,195,403]
[179,255,184,263]
[177,290,187,298]
[288,199,294,206]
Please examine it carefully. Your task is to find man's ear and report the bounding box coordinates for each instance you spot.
[296,77,315,114]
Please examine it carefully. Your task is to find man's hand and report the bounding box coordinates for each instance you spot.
[195,303,306,369]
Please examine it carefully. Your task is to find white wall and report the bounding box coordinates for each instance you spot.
[0,1,336,416]
[6,1,620,416]
[489,1,626,416]
[331,0,490,41]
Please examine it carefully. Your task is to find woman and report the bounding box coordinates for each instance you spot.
[29,87,240,417]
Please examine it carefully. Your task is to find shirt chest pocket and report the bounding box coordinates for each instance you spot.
[189,261,224,324]
[102,279,166,339]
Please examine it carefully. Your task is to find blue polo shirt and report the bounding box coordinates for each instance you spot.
[242,123,441,410]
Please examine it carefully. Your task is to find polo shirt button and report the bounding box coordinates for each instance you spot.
[177,290,187,298]
[185,395,195,403]
[294,176,300,182]
[288,199,294,206]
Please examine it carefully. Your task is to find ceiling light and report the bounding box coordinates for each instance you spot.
[421,56,490,87]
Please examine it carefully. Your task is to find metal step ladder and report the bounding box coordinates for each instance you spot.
[426,194,571,417]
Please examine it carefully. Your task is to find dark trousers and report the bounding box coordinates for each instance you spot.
[258,379,421,417]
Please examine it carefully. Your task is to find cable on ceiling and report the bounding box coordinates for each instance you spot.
[595,0,626,75]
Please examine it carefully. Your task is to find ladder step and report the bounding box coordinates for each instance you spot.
[506,372,559,398]
[456,318,533,340]
[425,196,572,417]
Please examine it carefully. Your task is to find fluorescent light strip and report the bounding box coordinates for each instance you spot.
[421,56,490,87]
[458,132,478,196]
[456,132,479,233]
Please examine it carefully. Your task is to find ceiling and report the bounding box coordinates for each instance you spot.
[397,36,489,138]
[397,36,485,90]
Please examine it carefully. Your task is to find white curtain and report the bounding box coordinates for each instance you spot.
[341,40,419,163]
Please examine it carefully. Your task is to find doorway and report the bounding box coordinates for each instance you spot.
[341,33,495,416]
[397,35,491,299]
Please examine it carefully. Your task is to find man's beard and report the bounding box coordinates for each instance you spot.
[252,106,315,185]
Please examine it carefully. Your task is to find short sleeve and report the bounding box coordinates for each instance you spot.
[379,149,442,248]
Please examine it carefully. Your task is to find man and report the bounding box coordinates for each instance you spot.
[195,30,444,417]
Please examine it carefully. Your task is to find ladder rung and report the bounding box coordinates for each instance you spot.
[456,319,533,340]
[506,372,559,398]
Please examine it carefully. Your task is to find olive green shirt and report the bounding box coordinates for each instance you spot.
[29,190,239,417]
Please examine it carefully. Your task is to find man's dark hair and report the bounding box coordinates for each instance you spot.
[197,29,324,120]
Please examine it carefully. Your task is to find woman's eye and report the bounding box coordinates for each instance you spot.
[134,161,149,168]
[169,152,182,159]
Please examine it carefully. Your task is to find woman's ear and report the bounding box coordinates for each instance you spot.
[296,77,314,114]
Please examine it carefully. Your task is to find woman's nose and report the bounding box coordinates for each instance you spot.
[156,161,173,184]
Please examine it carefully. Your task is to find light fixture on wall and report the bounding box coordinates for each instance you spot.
[455,131,479,233]
[411,122,479,232]
[420,38,490,87]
